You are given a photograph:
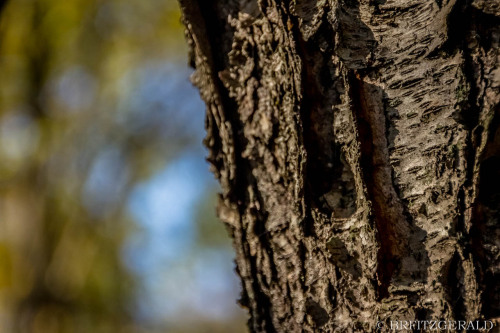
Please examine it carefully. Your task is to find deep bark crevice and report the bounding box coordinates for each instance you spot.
[292,6,357,220]
[445,251,467,320]
[472,107,500,318]
[460,2,500,319]
[348,72,410,299]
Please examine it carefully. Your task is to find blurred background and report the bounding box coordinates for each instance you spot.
[0,0,247,332]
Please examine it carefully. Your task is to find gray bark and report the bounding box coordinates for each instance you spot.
[179,0,500,331]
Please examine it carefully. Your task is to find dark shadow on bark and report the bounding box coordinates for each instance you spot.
[327,236,362,279]
[305,298,329,327]
[294,4,357,220]
[458,3,500,320]
[443,251,467,320]
[471,106,500,318]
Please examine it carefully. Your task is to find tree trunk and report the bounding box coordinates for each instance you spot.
[179,0,500,331]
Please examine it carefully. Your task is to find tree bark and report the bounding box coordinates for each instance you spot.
[179,0,500,331]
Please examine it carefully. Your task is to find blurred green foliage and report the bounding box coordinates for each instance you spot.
[0,0,246,332]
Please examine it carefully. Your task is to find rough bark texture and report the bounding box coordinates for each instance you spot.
[179,0,500,331]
